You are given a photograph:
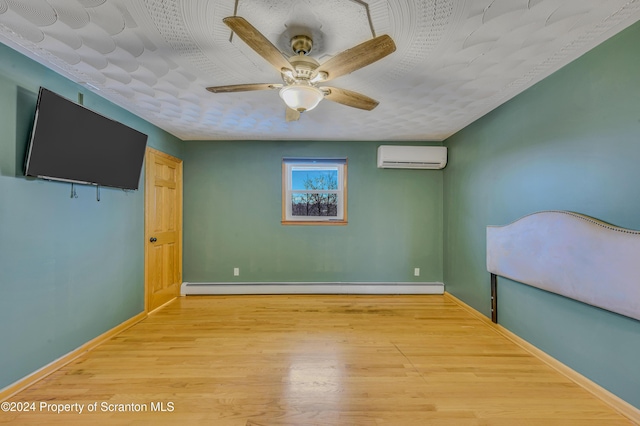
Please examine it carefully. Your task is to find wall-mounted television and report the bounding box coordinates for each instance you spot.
[24,87,148,190]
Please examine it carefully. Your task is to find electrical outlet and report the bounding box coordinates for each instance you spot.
[233,267,240,276]
[414,268,420,277]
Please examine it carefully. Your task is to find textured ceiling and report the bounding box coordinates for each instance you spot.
[0,0,639,141]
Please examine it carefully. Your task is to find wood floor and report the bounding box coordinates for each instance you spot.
[2,295,633,425]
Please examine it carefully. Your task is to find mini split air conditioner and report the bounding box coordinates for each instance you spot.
[377,145,447,169]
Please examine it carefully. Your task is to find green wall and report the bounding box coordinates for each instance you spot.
[0,43,182,391]
[183,140,443,283]
[443,21,640,408]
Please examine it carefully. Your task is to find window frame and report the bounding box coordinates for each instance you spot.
[281,158,348,225]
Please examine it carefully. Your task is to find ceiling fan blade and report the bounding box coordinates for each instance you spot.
[321,87,379,111]
[312,34,396,82]
[206,83,282,93]
[285,107,301,122]
[223,16,292,73]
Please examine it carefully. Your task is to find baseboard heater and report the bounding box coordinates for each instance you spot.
[181,282,444,295]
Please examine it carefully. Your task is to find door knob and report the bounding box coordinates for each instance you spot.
[149,237,157,243]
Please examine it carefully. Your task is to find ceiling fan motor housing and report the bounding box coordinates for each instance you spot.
[287,54,320,81]
[290,35,313,55]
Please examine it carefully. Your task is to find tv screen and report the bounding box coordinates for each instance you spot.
[24,87,148,190]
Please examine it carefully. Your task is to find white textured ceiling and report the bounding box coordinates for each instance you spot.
[0,0,639,141]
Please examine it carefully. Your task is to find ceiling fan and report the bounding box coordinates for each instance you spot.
[206,16,396,121]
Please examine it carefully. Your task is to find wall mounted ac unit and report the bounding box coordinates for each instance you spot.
[377,145,447,169]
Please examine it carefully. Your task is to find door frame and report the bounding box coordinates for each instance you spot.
[144,147,183,313]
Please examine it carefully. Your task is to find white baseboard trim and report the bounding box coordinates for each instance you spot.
[181,282,444,295]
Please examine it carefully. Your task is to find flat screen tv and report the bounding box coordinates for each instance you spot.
[24,87,148,190]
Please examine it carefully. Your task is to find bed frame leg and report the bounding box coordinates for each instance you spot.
[490,273,498,323]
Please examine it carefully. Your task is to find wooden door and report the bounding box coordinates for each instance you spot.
[145,148,183,312]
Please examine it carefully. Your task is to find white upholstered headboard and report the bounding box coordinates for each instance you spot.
[487,211,640,322]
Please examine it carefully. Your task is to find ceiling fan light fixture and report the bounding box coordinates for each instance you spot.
[279,84,324,112]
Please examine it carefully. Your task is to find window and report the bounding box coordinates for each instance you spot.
[282,158,347,225]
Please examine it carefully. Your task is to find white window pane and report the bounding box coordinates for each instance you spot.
[283,159,346,223]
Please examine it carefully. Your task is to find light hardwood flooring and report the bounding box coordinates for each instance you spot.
[2,295,634,425]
